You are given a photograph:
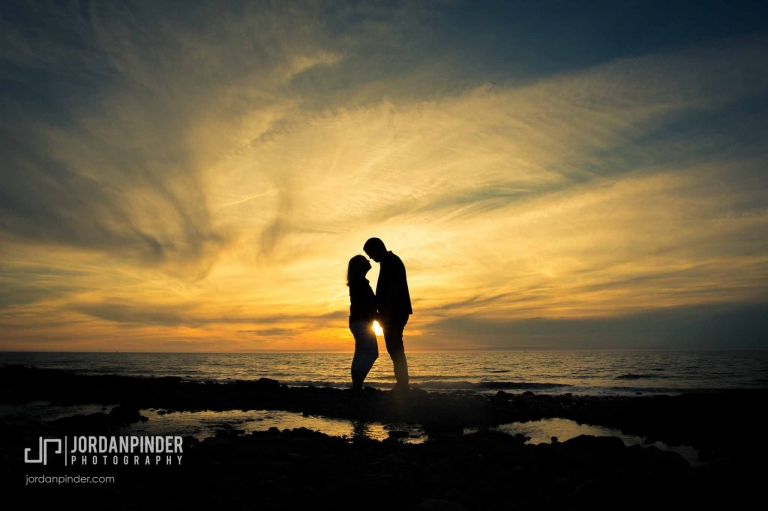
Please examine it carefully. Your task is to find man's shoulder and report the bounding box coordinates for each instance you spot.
[385,252,407,275]
[387,251,405,265]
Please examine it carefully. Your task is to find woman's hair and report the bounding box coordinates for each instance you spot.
[347,255,370,286]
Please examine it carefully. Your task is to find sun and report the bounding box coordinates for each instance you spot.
[372,321,383,336]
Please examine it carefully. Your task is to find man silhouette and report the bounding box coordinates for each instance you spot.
[363,238,412,393]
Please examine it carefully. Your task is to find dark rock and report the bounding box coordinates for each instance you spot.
[551,436,558,443]
[693,459,730,479]
[443,490,473,507]
[181,435,199,451]
[409,499,469,511]
[109,406,142,424]
[382,435,402,448]
[559,435,626,467]
[642,446,690,469]
[510,466,526,479]
[216,428,245,437]
[234,377,280,392]
[526,473,556,490]
[53,413,117,436]
[574,477,608,498]
[292,427,316,438]
[422,422,465,436]
[562,435,626,454]
[514,433,529,443]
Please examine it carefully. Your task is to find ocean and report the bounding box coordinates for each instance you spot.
[2,349,767,396]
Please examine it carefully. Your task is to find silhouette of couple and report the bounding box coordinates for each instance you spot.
[347,238,412,394]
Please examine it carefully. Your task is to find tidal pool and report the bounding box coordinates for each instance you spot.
[0,402,699,464]
[466,417,699,466]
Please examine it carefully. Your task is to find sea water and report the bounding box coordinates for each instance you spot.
[1,350,766,395]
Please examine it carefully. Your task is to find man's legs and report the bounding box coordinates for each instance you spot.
[383,315,409,390]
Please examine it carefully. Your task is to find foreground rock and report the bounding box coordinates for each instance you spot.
[109,405,146,425]
[2,422,760,510]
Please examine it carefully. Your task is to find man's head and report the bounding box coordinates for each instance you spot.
[363,237,387,262]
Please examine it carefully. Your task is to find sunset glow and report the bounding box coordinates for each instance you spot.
[1,1,766,352]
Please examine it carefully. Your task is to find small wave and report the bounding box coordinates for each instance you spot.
[488,370,510,374]
[280,380,354,388]
[602,386,703,395]
[615,374,666,380]
[411,380,570,390]
[413,381,475,390]
[477,381,570,390]
[273,379,573,391]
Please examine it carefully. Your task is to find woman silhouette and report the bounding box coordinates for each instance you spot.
[347,255,379,391]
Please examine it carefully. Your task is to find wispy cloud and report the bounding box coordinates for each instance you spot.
[1,1,766,350]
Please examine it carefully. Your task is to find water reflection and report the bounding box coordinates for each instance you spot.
[465,418,699,466]
[0,402,697,463]
[133,409,427,444]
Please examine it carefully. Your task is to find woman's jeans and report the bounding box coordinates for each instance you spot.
[350,320,378,374]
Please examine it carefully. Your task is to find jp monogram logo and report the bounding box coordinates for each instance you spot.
[24,438,62,465]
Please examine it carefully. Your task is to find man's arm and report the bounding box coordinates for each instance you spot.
[381,260,405,325]
[382,280,400,325]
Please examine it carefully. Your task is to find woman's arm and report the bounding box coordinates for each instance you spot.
[365,284,378,321]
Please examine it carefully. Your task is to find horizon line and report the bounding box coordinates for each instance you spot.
[1,347,767,354]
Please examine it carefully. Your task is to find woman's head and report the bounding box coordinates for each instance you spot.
[347,255,371,285]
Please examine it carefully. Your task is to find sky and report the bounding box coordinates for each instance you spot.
[1,0,767,352]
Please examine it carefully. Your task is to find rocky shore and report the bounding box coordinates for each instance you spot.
[2,365,765,509]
